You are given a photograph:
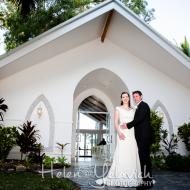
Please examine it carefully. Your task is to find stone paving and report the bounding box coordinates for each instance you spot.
[52,165,190,190]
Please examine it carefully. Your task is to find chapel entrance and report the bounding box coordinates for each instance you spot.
[72,68,129,165]
[75,96,111,163]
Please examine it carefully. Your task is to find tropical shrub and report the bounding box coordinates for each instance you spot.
[0,126,17,161]
[151,155,165,170]
[0,98,8,126]
[161,130,179,155]
[43,155,55,168]
[16,120,39,160]
[57,156,67,166]
[178,122,190,153]
[27,143,45,164]
[165,154,190,172]
[150,110,163,156]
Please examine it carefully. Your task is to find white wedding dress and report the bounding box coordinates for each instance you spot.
[96,106,142,187]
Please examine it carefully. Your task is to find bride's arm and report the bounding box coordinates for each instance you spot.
[115,108,125,140]
[114,109,120,133]
[127,103,150,129]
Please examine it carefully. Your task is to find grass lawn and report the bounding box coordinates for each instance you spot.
[0,171,79,190]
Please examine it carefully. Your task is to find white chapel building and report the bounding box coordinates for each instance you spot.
[0,0,190,163]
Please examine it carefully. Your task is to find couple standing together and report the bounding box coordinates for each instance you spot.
[96,91,154,190]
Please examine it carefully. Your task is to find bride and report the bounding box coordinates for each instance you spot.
[96,91,142,187]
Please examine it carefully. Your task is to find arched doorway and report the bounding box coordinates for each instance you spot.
[72,68,129,164]
[76,96,111,163]
[72,88,113,165]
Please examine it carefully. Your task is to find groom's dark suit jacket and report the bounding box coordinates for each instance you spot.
[127,101,153,182]
[127,101,152,143]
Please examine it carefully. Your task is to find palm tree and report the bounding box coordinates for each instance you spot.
[56,142,70,157]
[16,120,39,160]
[0,98,8,122]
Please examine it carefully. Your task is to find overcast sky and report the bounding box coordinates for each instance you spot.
[0,0,190,55]
[146,0,190,44]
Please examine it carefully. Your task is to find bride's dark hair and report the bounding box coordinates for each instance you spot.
[120,91,131,107]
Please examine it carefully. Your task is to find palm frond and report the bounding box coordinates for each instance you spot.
[180,36,190,57]
[0,98,8,121]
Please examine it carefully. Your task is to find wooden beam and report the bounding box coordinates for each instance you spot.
[79,105,106,121]
[101,10,114,43]
[80,96,107,112]
[88,96,107,111]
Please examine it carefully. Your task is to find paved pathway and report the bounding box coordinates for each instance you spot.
[53,165,190,190]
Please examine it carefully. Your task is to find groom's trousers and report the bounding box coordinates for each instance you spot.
[136,139,152,184]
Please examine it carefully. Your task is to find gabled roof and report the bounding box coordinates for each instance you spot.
[0,0,190,88]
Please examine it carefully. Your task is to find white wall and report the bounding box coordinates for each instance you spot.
[1,38,190,161]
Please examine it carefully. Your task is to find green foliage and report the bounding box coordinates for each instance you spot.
[150,111,179,157]
[0,98,8,122]
[27,151,45,165]
[43,155,55,168]
[93,0,155,22]
[28,143,45,164]
[23,156,34,169]
[122,0,155,23]
[178,121,190,152]
[161,130,179,155]
[7,0,38,17]
[149,111,190,172]
[165,154,190,172]
[150,110,163,156]
[151,155,165,170]
[179,36,190,57]
[16,120,40,160]
[0,171,78,190]
[0,126,17,161]
[0,0,154,51]
[57,156,67,166]
[0,0,91,51]
[43,155,69,168]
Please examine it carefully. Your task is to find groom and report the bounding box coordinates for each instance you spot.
[121,91,153,189]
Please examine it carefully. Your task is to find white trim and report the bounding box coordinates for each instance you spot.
[74,88,114,115]
[25,94,55,151]
[152,100,174,137]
